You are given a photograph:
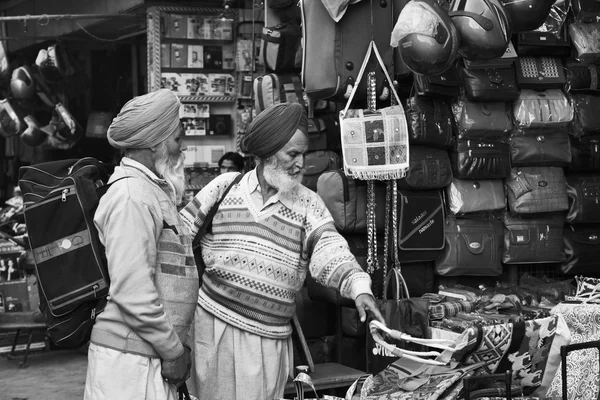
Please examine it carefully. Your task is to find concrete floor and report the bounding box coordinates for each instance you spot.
[0,347,87,400]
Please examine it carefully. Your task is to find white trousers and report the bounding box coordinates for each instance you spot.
[84,343,177,400]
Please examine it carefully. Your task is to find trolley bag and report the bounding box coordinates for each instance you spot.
[506,167,569,214]
[562,225,600,275]
[566,174,600,224]
[300,0,394,102]
[502,212,566,264]
[253,72,306,114]
[300,150,341,192]
[18,157,114,348]
[316,170,386,233]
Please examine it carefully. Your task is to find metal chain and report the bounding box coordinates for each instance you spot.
[383,181,392,281]
[368,72,377,112]
[366,180,375,274]
[391,180,404,297]
[390,80,398,106]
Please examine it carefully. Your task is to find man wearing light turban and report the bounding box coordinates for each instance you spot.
[180,102,384,400]
[84,89,198,400]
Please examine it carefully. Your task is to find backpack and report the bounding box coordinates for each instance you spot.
[18,157,117,348]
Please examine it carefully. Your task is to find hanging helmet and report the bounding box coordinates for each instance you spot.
[498,0,554,32]
[391,0,460,75]
[449,0,511,61]
[0,99,24,137]
[10,66,36,100]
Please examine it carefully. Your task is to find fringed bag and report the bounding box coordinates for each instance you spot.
[339,40,410,181]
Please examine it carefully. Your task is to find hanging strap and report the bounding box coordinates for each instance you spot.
[341,40,402,117]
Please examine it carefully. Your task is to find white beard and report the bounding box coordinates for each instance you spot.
[155,146,186,204]
[262,157,302,196]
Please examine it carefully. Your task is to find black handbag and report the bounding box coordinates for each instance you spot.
[446,178,506,215]
[461,66,520,102]
[509,128,572,167]
[502,212,566,264]
[405,96,455,149]
[515,57,566,89]
[452,139,511,179]
[562,225,600,275]
[515,8,571,57]
[566,174,600,224]
[455,101,513,140]
[571,93,600,137]
[398,146,453,190]
[414,68,460,98]
[397,189,445,263]
[505,167,569,214]
[572,0,600,22]
[434,216,504,277]
[569,136,600,171]
[565,60,600,92]
[301,150,341,192]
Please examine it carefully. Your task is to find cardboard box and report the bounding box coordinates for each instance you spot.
[170,43,188,68]
[160,73,188,96]
[0,279,30,312]
[160,43,171,68]
[168,14,188,39]
[188,45,204,68]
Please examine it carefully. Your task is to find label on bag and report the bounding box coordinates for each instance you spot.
[33,230,91,263]
[469,242,481,249]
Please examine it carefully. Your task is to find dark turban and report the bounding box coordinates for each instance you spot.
[107,89,181,150]
[240,103,308,158]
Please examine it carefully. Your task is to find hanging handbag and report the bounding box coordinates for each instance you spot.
[446,178,506,215]
[569,22,600,63]
[455,100,513,140]
[509,128,572,167]
[562,225,600,275]
[339,41,409,181]
[413,67,461,99]
[566,174,600,224]
[397,189,445,263]
[397,146,452,190]
[452,139,511,179]
[434,215,504,277]
[513,89,573,128]
[502,212,566,264]
[405,95,455,149]
[515,57,566,89]
[461,66,520,102]
[565,59,600,92]
[505,167,569,214]
[570,93,600,137]
[569,136,600,171]
[300,150,341,192]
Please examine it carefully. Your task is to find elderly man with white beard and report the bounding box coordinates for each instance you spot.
[179,102,385,400]
[84,89,197,400]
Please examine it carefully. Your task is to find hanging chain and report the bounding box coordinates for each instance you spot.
[368,72,377,111]
[366,180,375,274]
[383,180,392,280]
[391,180,405,297]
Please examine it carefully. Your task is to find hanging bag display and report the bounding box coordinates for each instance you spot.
[505,167,569,214]
[397,146,452,190]
[566,174,600,224]
[455,100,513,140]
[513,89,573,128]
[446,178,506,215]
[452,138,511,179]
[502,212,566,264]
[434,215,504,276]
[339,40,410,181]
[405,95,455,149]
[461,65,520,102]
[562,225,600,275]
[509,128,572,167]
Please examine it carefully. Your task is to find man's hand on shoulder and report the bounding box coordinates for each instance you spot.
[161,346,192,387]
[355,293,384,324]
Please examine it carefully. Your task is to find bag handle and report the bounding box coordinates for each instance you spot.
[383,267,410,301]
[341,40,401,117]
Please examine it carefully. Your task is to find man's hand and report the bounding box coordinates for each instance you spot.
[355,293,385,325]
[161,346,192,387]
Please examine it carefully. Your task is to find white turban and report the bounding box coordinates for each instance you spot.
[107,89,181,150]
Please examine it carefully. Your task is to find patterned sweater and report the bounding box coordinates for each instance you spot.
[180,170,372,339]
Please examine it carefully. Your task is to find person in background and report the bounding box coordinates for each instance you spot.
[180,102,385,400]
[218,151,245,174]
[84,89,198,400]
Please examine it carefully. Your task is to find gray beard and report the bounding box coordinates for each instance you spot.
[262,158,302,196]
[155,152,186,204]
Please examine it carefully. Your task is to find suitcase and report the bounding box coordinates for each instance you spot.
[300,0,395,102]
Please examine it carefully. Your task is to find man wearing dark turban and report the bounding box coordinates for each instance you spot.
[84,89,198,400]
[180,102,384,400]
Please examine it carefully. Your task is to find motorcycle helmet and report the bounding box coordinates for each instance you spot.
[449,0,511,61]
[0,99,23,137]
[391,0,460,75]
[10,66,36,100]
[499,0,555,32]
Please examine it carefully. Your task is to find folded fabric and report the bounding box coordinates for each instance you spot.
[429,300,476,320]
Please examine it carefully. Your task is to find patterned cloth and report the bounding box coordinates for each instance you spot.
[179,170,372,339]
[546,302,600,399]
[429,300,476,320]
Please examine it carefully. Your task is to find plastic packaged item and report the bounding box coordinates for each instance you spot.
[513,89,573,128]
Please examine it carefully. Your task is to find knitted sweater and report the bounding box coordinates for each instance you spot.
[180,170,372,339]
[92,158,199,360]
